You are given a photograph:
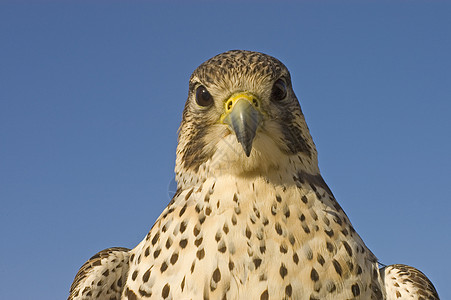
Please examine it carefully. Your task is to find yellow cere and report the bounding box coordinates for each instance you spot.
[220,92,261,123]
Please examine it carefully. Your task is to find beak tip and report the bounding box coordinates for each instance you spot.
[241,142,252,157]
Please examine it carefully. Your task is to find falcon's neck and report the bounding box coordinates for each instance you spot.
[175,149,321,194]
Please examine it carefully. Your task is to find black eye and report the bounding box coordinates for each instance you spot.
[271,79,287,101]
[195,85,214,107]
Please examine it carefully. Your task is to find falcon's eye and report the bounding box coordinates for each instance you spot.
[195,85,214,107]
[271,79,287,101]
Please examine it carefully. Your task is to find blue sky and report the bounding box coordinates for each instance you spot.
[1,1,450,299]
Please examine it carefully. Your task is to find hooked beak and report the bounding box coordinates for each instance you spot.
[222,93,263,157]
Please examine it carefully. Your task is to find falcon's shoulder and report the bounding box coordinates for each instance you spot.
[68,247,130,300]
[381,264,439,299]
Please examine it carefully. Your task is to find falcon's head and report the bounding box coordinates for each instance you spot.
[176,50,319,184]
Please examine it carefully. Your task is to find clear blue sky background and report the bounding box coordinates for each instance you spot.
[1,1,450,299]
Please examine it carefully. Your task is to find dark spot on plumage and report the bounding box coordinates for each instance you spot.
[179,203,187,217]
[357,265,362,275]
[161,206,175,219]
[352,283,360,296]
[170,253,179,264]
[317,254,325,266]
[284,206,290,218]
[311,268,319,281]
[195,236,203,247]
[301,195,308,204]
[228,261,234,270]
[245,226,252,238]
[162,283,170,299]
[205,206,212,215]
[280,243,288,254]
[142,269,151,282]
[276,195,282,203]
[218,242,227,253]
[289,234,295,245]
[199,213,206,224]
[310,209,318,221]
[333,216,343,226]
[327,282,336,293]
[139,289,152,297]
[181,276,185,291]
[127,288,138,300]
[151,232,160,246]
[293,252,299,264]
[92,260,101,266]
[271,203,277,215]
[165,237,172,248]
[223,223,229,234]
[213,268,221,283]
[343,241,353,257]
[160,261,168,273]
[326,242,335,253]
[131,270,138,281]
[310,184,317,192]
[299,213,306,222]
[280,263,288,279]
[180,221,187,233]
[260,289,269,300]
[179,239,188,248]
[193,225,200,236]
[333,259,343,276]
[197,248,205,260]
[325,229,334,237]
[285,284,293,296]
[253,206,260,218]
[161,223,168,233]
[231,214,237,225]
[275,222,283,235]
[252,257,262,269]
[249,215,256,224]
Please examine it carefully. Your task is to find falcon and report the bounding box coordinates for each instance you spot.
[69,50,439,299]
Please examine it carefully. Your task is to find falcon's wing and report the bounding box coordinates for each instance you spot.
[68,247,130,300]
[381,264,439,300]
